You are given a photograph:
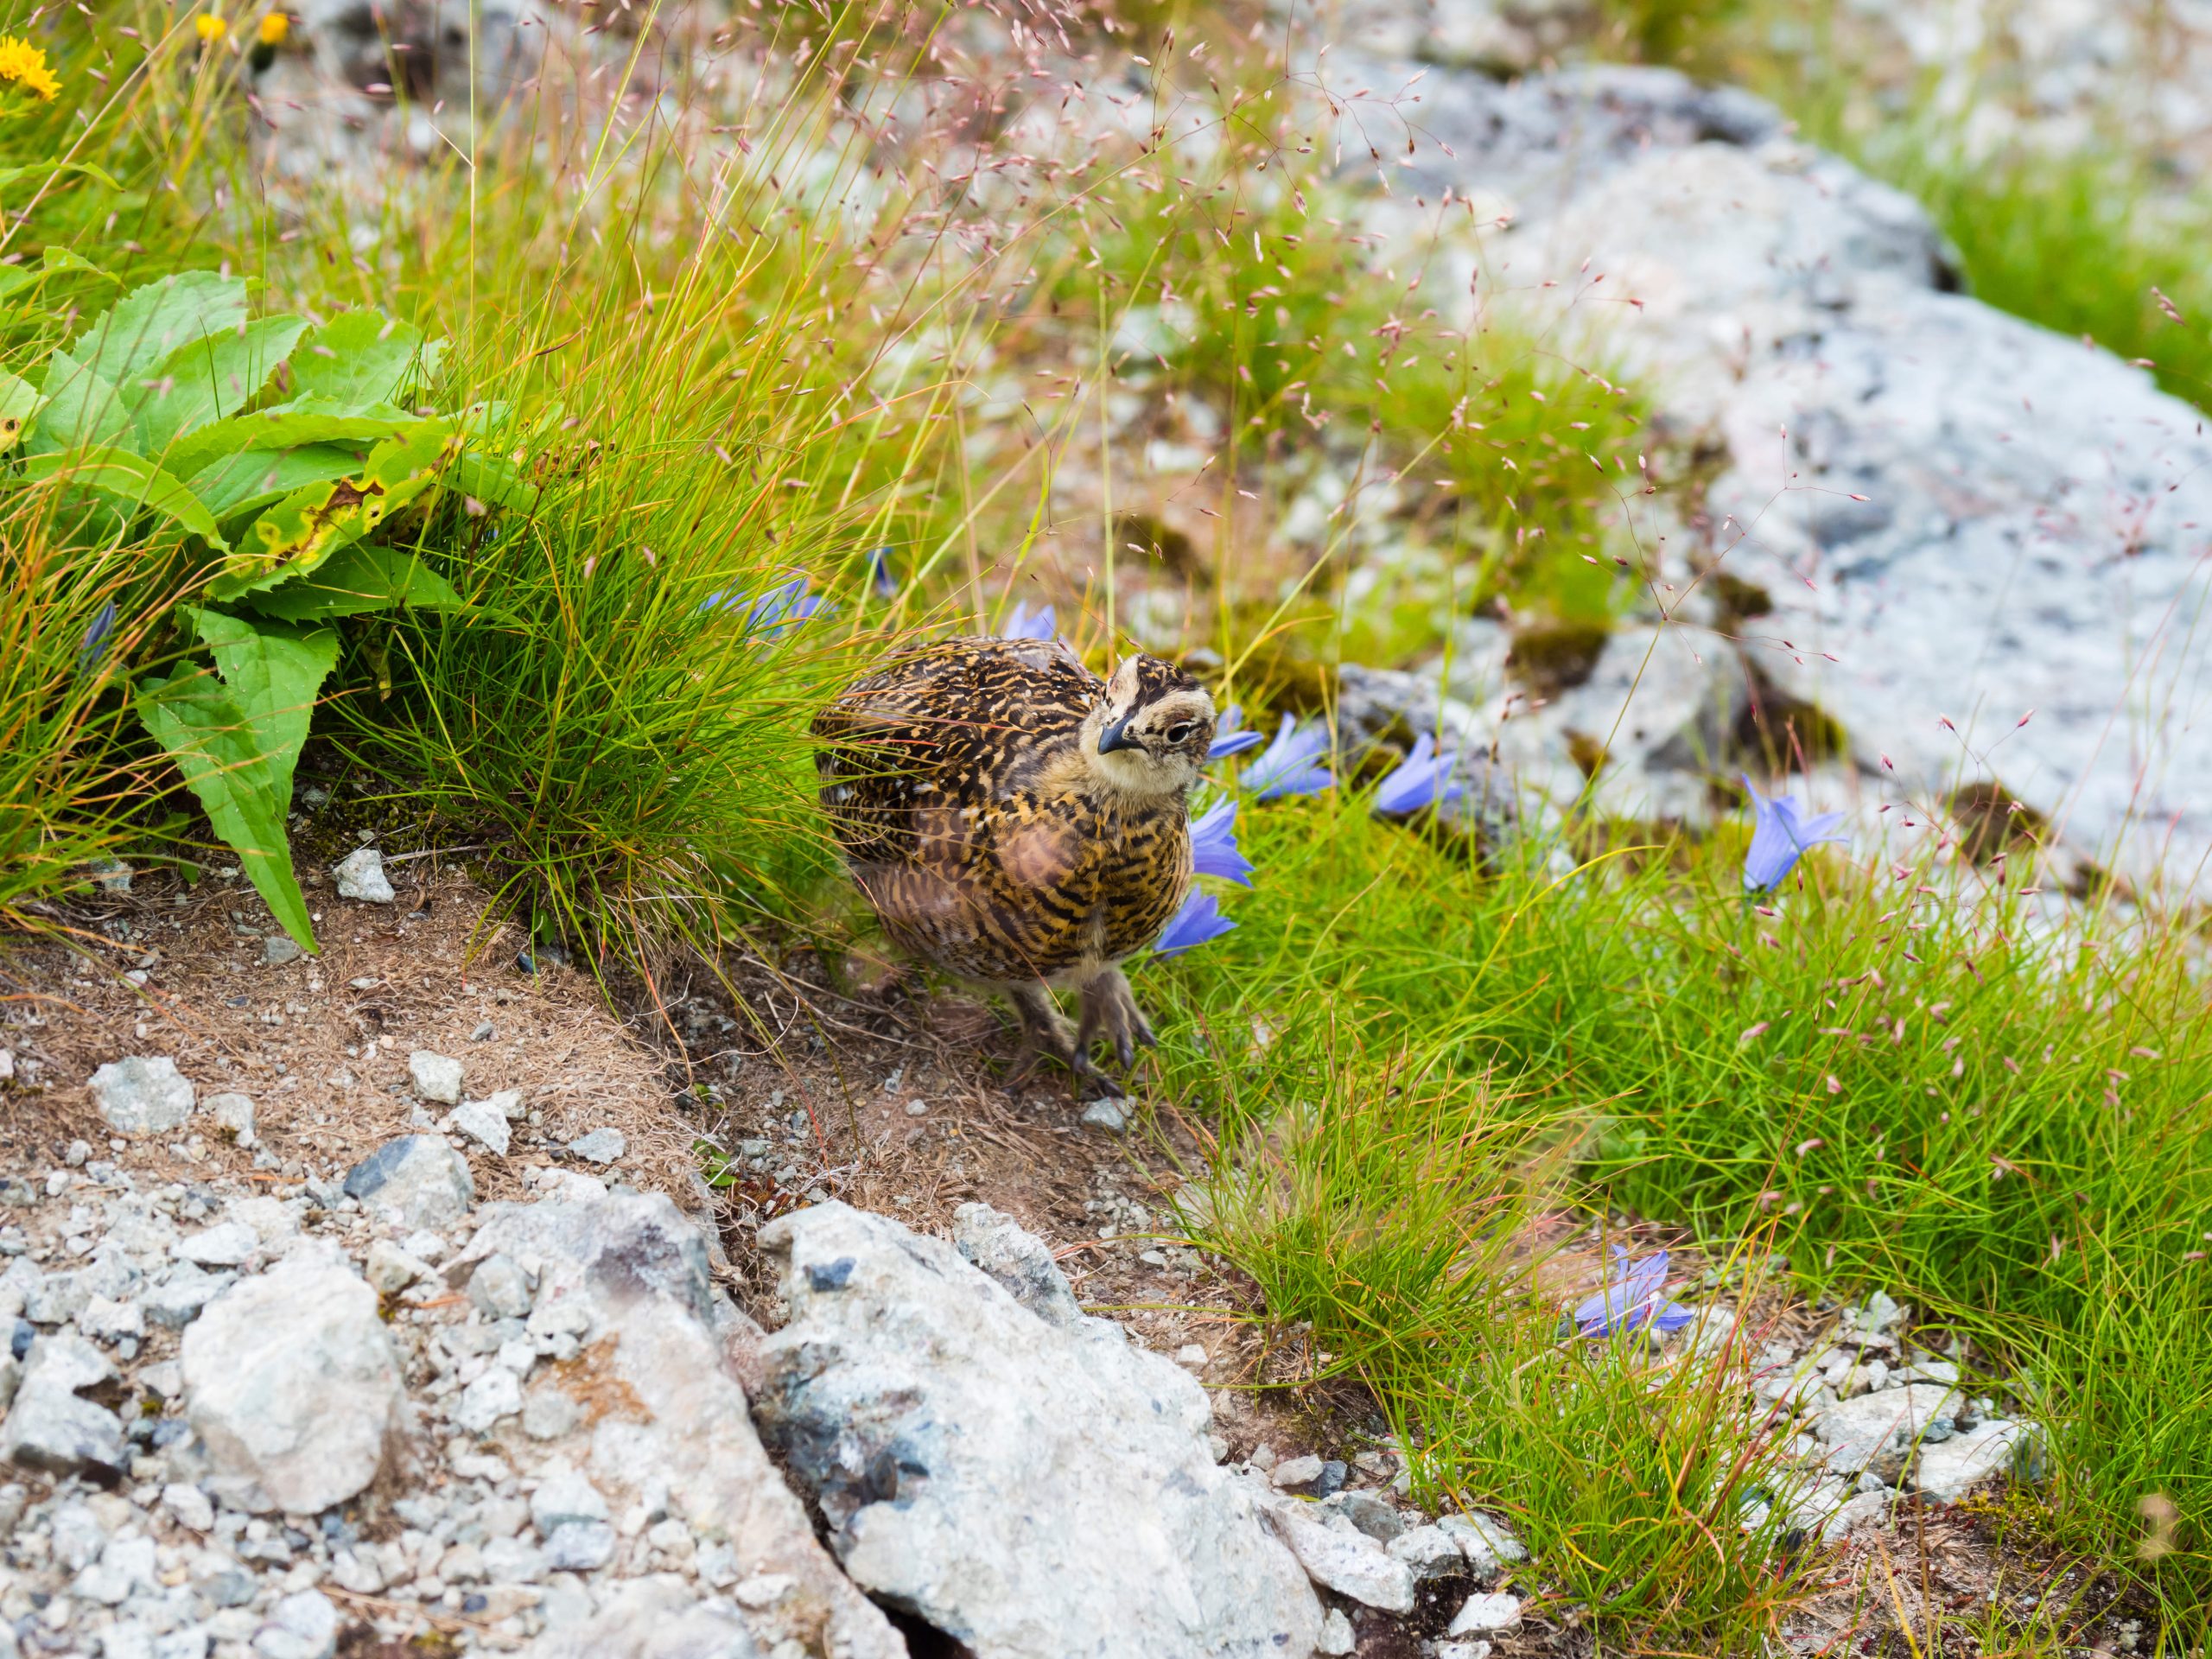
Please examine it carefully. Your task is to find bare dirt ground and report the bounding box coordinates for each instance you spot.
[0,859,2159,1658]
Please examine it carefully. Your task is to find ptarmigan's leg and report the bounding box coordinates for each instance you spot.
[1007,982,1122,1096]
[1077,965,1156,1071]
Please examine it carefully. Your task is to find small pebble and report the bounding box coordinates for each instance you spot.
[333,849,396,904]
[1078,1098,1128,1133]
[567,1128,626,1166]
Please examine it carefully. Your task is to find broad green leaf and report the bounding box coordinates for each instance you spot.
[242,543,466,622]
[452,450,540,513]
[133,315,309,457]
[19,446,228,549]
[133,612,338,950]
[72,270,247,386]
[0,370,45,454]
[188,608,334,809]
[209,419,461,599]
[0,246,118,305]
[28,346,131,454]
[188,442,374,521]
[159,396,422,479]
[291,310,432,407]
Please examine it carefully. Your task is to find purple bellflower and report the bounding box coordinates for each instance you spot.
[77,599,118,679]
[866,547,899,598]
[1155,887,1236,957]
[1207,704,1265,760]
[1001,601,1057,641]
[1372,734,1464,817]
[1741,773,1847,893]
[1241,716,1332,801]
[703,575,830,636]
[1573,1247,1696,1338]
[1188,798,1254,887]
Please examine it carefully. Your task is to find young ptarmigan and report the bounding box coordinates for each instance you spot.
[812,635,1217,1094]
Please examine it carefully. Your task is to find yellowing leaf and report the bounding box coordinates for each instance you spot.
[210,420,459,599]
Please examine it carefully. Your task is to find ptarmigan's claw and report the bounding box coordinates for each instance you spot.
[1078,968,1153,1074]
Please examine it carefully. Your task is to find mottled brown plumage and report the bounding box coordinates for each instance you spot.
[812,635,1216,1090]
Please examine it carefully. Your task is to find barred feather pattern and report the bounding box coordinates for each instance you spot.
[811,637,1194,984]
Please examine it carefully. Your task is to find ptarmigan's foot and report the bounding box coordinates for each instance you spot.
[1007,982,1122,1097]
[1077,966,1156,1071]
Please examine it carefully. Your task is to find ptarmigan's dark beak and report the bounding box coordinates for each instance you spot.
[1097,714,1141,755]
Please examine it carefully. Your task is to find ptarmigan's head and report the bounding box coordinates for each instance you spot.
[1084,654,1217,798]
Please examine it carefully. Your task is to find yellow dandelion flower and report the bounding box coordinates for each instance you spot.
[195,12,227,41]
[0,35,60,101]
[257,10,289,44]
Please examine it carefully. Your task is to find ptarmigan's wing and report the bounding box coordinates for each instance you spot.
[812,637,1100,867]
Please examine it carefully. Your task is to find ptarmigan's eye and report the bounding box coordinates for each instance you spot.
[1164,723,1194,745]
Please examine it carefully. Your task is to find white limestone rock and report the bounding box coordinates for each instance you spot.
[754,1200,1326,1657]
[181,1250,408,1513]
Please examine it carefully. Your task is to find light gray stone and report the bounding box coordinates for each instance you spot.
[1810,1383,1962,1484]
[1251,1489,1417,1613]
[564,1127,625,1166]
[1914,1419,2033,1504]
[332,849,394,904]
[1077,1097,1129,1133]
[175,1223,258,1268]
[182,1251,407,1513]
[481,1535,546,1584]
[407,1051,465,1106]
[952,1202,1087,1328]
[1363,59,2212,886]
[1317,1609,1357,1656]
[453,1365,523,1434]
[756,1201,1325,1656]
[446,1098,511,1157]
[162,1483,215,1532]
[1271,1454,1328,1490]
[454,1192,903,1659]
[143,1265,230,1330]
[531,1468,609,1530]
[76,1531,157,1605]
[342,1135,474,1229]
[514,1576,765,1659]
[1437,1510,1529,1577]
[1318,1490,1403,1541]
[253,1589,338,1659]
[1448,1592,1522,1637]
[262,937,303,967]
[541,1520,615,1572]
[362,1240,426,1295]
[78,1295,143,1344]
[0,1332,126,1477]
[467,1253,535,1319]
[1385,1522,1465,1579]
[89,1058,194,1136]
[203,1093,257,1148]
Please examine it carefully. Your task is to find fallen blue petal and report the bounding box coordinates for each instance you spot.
[1001,601,1056,641]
